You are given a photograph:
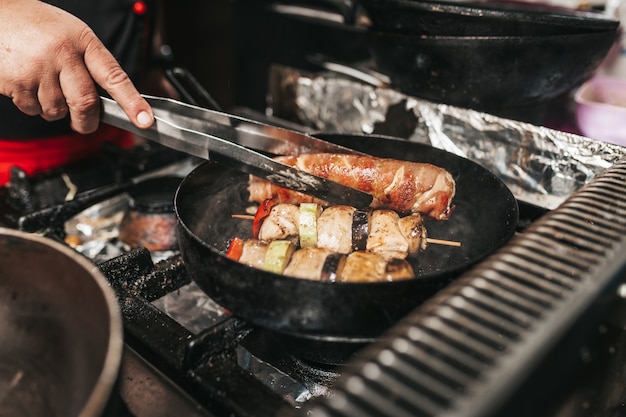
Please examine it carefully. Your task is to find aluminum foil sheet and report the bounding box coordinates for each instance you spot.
[268,65,626,210]
[64,194,229,334]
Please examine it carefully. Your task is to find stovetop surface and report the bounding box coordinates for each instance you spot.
[1,140,624,417]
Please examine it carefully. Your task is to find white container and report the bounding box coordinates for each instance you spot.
[575,76,626,147]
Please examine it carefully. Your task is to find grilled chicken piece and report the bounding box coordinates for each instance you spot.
[366,210,409,260]
[338,251,414,282]
[384,258,416,281]
[238,239,269,269]
[339,251,387,282]
[283,247,334,280]
[257,203,299,244]
[316,205,356,254]
[398,213,428,255]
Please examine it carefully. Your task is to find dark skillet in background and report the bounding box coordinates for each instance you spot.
[175,134,518,341]
[367,30,618,112]
[359,0,618,111]
[294,0,619,113]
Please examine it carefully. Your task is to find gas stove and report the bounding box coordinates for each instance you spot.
[0,140,364,416]
[1,129,625,417]
[0,0,624,412]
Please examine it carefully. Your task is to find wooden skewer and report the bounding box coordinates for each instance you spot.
[426,238,461,247]
[232,214,462,247]
[231,214,254,220]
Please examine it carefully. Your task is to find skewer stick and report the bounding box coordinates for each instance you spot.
[231,214,254,220]
[426,238,461,247]
[232,214,462,247]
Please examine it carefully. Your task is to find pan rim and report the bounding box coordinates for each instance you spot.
[361,0,619,27]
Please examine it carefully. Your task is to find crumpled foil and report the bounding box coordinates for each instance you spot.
[268,65,626,209]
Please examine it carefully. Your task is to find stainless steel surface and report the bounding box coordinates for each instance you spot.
[0,228,123,417]
[100,95,373,208]
[120,346,214,417]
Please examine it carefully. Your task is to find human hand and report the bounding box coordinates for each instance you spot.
[0,0,154,134]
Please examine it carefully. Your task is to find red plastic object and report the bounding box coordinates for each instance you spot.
[0,125,134,185]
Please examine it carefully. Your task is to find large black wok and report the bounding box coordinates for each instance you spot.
[368,29,618,112]
[292,0,618,112]
[0,228,123,417]
[175,134,518,340]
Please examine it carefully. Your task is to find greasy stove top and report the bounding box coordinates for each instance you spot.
[1,140,624,417]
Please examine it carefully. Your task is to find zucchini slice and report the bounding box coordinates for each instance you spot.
[299,203,323,248]
[263,240,296,274]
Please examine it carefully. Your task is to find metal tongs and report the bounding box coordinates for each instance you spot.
[100,95,373,208]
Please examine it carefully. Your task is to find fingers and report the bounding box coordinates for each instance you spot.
[41,27,153,134]
[83,35,154,130]
[11,90,43,116]
[59,52,101,133]
[8,59,98,133]
[38,75,69,122]
[1,10,153,134]
[10,73,72,124]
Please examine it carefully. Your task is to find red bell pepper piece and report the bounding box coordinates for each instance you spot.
[252,198,277,239]
[225,237,244,261]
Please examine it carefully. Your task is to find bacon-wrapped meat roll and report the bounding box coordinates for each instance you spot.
[248,153,456,220]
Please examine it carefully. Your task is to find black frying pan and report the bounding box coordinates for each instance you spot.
[175,134,518,340]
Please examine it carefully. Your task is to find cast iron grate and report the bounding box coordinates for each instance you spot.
[305,158,626,417]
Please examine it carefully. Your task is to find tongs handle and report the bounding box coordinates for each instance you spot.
[100,95,374,208]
